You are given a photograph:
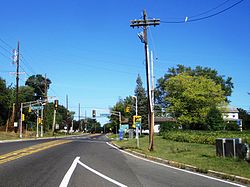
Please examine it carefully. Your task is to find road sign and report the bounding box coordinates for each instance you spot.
[100,114,110,117]
[31,106,43,110]
[133,115,141,128]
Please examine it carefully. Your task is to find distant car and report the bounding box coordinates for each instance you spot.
[142,125,160,134]
[142,129,149,134]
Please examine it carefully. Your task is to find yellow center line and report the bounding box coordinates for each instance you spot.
[0,140,72,165]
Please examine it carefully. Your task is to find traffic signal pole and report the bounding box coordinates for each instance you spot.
[52,100,58,135]
[52,109,56,135]
[130,10,160,151]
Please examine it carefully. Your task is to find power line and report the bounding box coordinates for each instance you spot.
[0,51,12,61]
[20,54,37,75]
[0,38,13,50]
[189,0,232,18]
[0,44,12,56]
[161,0,244,24]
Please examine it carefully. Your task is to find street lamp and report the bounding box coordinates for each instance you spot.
[133,95,140,148]
[111,111,121,138]
[132,96,138,116]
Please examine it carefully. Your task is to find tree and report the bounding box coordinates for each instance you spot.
[134,74,148,129]
[109,98,127,132]
[86,118,102,133]
[238,108,250,130]
[155,64,233,106]
[205,106,224,131]
[164,73,226,129]
[0,77,12,126]
[18,86,34,103]
[40,102,74,132]
[25,74,51,100]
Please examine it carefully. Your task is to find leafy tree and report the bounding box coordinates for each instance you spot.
[0,77,12,126]
[156,64,233,106]
[109,98,128,131]
[164,73,226,129]
[86,118,102,133]
[18,86,34,103]
[205,106,224,131]
[25,74,51,100]
[238,108,250,130]
[37,102,74,132]
[134,74,148,129]
[109,74,149,131]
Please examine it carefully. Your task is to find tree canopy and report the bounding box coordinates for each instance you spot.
[25,74,51,100]
[163,73,226,129]
[238,108,250,130]
[0,77,12,125]
[156,64,233,106]
[134,74,148,129]
[109,74,149,130]
[0,75,74,134]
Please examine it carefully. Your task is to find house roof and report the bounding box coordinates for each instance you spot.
[223,106,239,113]
[155,117,176,123]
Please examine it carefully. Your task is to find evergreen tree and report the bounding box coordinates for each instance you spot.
[134,74,148,129]
[206,106,224,131]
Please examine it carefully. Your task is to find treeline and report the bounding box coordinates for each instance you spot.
[108,64,250,131]
[0,75,73,132]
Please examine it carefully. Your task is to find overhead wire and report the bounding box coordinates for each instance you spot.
[161,0,244,24]
[0,38,13,50]
[189,0,232,18]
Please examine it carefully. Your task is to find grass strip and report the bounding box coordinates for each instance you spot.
[113,135,250,179]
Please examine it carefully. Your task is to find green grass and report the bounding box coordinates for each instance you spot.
[113,135,250,179]
[0,131,20,140]
[0,131,84,140]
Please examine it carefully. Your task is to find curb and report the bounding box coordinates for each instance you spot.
[111,142,250,186]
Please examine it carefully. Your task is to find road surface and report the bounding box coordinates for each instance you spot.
[0,134,246,187]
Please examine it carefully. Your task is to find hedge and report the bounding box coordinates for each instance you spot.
[162,131,250,145]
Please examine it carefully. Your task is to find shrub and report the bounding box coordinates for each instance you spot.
[206,106,224,131]
[159,121,179,133]
[225,121,239,131]
[162,130,250,145]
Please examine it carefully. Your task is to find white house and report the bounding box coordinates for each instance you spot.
[222,106,239,121]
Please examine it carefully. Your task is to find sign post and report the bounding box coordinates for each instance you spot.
[133,115,141,148]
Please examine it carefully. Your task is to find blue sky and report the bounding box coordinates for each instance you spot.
[0,0,249,124]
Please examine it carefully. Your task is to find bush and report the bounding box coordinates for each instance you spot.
[162,130,250,145]
[225,121,240,131]
[206,107,224,131]
[159,121,179,133]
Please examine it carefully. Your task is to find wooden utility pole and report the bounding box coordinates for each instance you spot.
[66,94,68,110]
[130,10,160,151]
[14,41,20,133]
[44,74,48,130]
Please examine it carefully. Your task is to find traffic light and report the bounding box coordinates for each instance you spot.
[133,115,142,128]
[125,106,131,113]
[22,114,25,121]
[38,117,42,124]
[54,100,59,110]
[92,110,96,118]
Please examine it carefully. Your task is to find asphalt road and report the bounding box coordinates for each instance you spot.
[0,134,246,187]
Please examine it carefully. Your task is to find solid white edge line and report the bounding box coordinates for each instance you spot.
[106,142,246,187]
[77,160,127,187]
[59,156,80,187]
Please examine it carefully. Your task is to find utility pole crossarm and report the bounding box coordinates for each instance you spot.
[130,19,160,28]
